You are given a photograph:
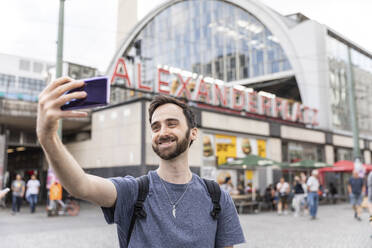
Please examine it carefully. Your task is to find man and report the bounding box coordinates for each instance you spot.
[26,174,40,213]
[276,177,290,215]
[36,77,245,248]
[11,174,25,215]
[292,176,305,217]
[307,170,320,220]
[348,170,365,221]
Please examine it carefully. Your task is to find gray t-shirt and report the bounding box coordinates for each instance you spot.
[102,171,245,248]
[12,180,25,197]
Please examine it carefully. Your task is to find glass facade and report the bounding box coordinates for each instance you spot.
[282,141,324,163]
[114,0,291,90]
[327,36,372,135]
[334,147,352,161]
[0,73,45,101]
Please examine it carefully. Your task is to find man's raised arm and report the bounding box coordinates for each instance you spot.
[36,77,116,207]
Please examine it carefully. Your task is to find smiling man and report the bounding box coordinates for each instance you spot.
[36,77,245,248]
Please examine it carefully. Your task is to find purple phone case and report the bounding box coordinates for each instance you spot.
[61,76,110,110]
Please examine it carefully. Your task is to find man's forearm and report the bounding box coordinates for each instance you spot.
[40,134,117,207]
[41,134,90,199]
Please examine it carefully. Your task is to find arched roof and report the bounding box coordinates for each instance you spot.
[107,0,305,102]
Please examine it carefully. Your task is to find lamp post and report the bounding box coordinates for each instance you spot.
[56,0,65,138]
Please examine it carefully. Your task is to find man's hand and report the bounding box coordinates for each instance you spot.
[37,77,88,143]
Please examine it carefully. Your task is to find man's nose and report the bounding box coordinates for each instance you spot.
[159,125,170,135]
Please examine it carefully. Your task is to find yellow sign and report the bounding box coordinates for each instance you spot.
[257,139,266,158]
[245,170,253,181]
[215,134,236,165]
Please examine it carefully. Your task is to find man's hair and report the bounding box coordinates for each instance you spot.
[148,95,196,129]
[148,95,197,146]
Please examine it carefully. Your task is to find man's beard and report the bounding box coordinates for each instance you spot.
[152,129,190,160]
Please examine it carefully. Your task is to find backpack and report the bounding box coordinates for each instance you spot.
[127,175,221,244]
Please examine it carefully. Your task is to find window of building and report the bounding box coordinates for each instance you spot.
[33,62,44,73]
[19,59,31,71]
[334,147,352,161]
[327,35,372,135]
[0,73,16,91]
[282,141,324,163]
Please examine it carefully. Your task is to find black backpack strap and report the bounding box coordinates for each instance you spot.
[127,175,149,244]
[203,178,221,220]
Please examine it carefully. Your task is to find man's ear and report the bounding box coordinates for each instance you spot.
[190,127,198,141]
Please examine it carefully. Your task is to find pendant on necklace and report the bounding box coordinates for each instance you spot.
[172,205,176,218]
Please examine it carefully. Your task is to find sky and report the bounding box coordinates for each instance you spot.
[0,0,371,73]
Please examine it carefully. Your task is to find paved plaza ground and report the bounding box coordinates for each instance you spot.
[0,202,371,248]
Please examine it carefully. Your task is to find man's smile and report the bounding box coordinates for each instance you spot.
[157,136,177,148]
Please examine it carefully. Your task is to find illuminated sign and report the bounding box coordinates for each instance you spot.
[111,58,319,126]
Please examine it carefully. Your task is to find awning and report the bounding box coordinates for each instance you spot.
[219,154,283,169]
[318,160,372,173]
[288,159,331,168]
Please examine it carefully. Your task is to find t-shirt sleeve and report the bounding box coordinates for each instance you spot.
[215,190,246,247]
[101,176,137,225]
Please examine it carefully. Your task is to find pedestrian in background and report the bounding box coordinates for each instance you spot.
[348,170,365,221]
[307,170,320,220]
[329,182,338,204]
[264,184,276,210]
[220,176,234,194]
[277,177,290,215]
[301,172,309,215]
[26,174,40,213]
[292,176,305,217]
[48,180,65,212]
[11,174,25,215]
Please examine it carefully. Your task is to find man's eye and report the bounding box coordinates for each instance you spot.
[168,123,177,127]
[152,126,160,131]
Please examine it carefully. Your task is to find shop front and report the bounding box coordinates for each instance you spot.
[200,131,279,195]
[281,140,325,182]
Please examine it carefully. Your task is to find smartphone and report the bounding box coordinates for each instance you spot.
[61,76,110,110]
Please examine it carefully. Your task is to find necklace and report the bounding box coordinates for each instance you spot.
[159,175,192,218]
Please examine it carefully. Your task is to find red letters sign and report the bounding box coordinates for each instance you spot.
[110,58,319,126]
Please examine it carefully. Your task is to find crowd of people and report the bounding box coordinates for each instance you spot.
[0,173,67,216]
[221,169,372,224]
[8,173,41,215]
[256,170,321,220]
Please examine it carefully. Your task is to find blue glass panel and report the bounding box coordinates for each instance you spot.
[121,0,292,86]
